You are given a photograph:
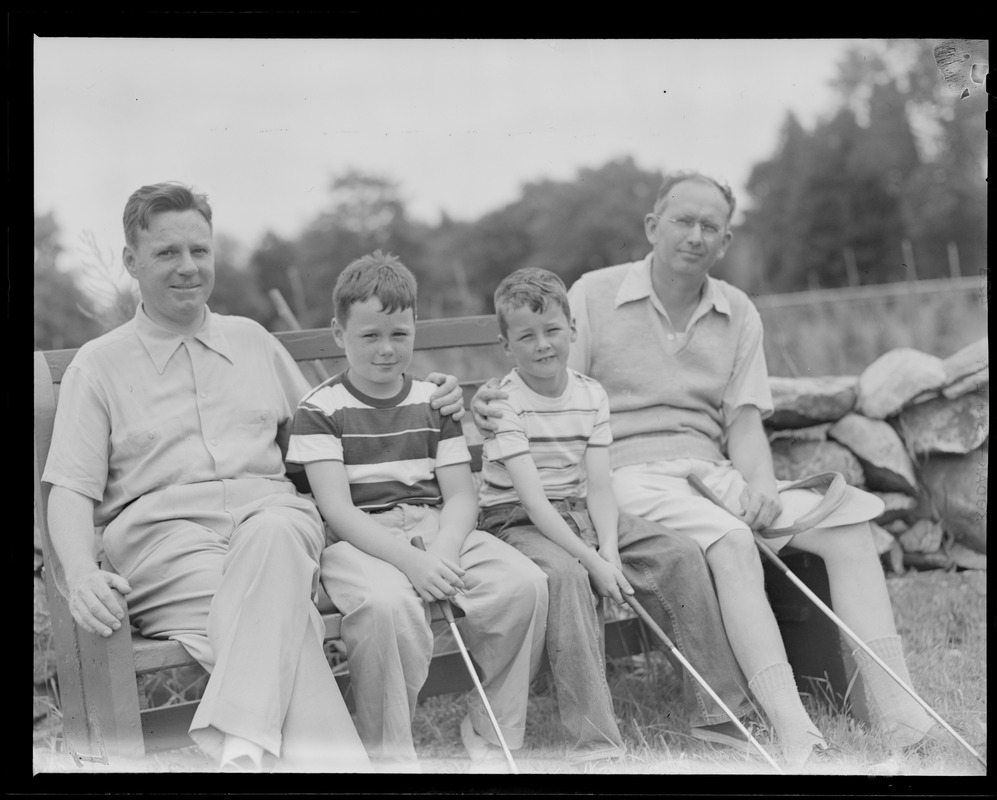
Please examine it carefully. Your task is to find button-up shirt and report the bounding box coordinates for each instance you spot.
[43,305,312,528]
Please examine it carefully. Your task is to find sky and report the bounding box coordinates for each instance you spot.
[34,37,862,270]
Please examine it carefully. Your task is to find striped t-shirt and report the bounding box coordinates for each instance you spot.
[478,368,612,508]
[287,372,471,512]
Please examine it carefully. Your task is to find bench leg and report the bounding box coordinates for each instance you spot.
[45,571,145,762]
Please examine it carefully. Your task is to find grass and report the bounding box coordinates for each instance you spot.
[31,568,987,778]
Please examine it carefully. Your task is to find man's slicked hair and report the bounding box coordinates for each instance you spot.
[493,267,572,337]
[123,182,213,248]
[333,250,418,325]
[651,170,736,223]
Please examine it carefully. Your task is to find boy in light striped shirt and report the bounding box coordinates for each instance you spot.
[478,268,753,764]
[287,252,548,773]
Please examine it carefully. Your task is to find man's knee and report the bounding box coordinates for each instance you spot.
[234,507,324,560]
[706,528,761,575]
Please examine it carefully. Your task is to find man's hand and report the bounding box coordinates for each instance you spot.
[470,378,508,436]
[737,483,782,531]
[425,372,464,421]
[586,555,634,606]
[66,568,132,638]
[399,548,467,604]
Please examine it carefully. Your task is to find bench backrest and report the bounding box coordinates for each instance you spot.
[34,314,501,478]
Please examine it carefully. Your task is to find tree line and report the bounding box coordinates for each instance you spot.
[35,40,986,350]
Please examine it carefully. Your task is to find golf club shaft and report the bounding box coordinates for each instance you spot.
[687,473,987,769]
[410,536,519,774]
[754,536,986,768]
[623,595,784,773]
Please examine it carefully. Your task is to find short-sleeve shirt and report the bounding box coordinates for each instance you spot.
[478,368,612,508]
[567,255,772,467]
[287,372,471,512]
[42,305,312,528]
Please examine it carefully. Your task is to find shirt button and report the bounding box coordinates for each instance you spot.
[147,432,155,439]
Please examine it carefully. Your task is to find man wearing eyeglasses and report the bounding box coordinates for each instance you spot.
[474,170,935,769]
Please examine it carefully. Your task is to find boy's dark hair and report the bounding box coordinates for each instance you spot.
[333,250,418,325]
[123,182,212,248]
[493,268,572,337]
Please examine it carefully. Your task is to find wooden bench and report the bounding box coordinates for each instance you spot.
[34,313,846,766]
[34,315,659,765]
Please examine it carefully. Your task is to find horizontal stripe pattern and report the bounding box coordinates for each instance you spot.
[288,373,470,511]
[479,368,611,507]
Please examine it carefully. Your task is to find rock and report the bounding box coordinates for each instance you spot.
[770,437,865,486]
[884,539,906,575]
[828,414,918,495]
[898,519,944,553]
[942,367,988,400]
[768,423,832,442]
[948,543,987,571]
[869,522,896,555]
[942,337,988,385]
[893,390,989,455]
[873,492,919,525]
[903,550,952,570]
[884,519,909,536]
[856,348,947,419]
[767,376,858,429]
[918,444,988,553]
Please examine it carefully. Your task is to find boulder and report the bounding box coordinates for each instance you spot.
[948,543,987,571]
[828,414,918,495]
[942,367,988,400]
[873,492,919,525]
[869,521,896,555]
[767,376,858,429]
[770,437,865,486]
[903,550,952,570]
[856,348,947,419]
[918,444,988,554]
[942,337,988,385]
[883,519,909,536]
[893,390,989,455]
[898,519,944,553]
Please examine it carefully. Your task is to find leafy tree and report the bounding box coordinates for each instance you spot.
[741,38,986,291]
[34,213,103,349]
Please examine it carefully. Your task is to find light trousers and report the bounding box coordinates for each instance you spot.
[102,478,370,771]
[320,504,549,765]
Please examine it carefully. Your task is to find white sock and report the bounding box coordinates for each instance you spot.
[748,662,826,770]
[852,635,934,747]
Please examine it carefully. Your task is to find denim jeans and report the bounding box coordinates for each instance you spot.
[479,499,751,744]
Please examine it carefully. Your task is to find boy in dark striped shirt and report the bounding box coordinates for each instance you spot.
[477,268,754,765]
[287,252,548,773]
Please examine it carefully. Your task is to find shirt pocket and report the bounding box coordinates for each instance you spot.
[237,408,277,432]
[115,418,183,458]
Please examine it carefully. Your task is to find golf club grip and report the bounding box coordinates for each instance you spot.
[410,535,458,624]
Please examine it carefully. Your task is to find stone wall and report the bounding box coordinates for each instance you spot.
[766,336,988,574]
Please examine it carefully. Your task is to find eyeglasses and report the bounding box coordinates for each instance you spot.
[662,216,724,237]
